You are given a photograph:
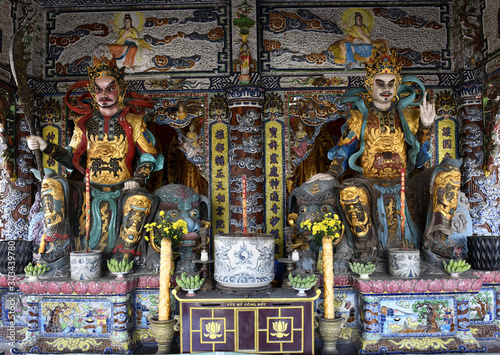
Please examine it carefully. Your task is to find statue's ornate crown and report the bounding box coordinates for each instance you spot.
[364,50,403,95]
[87,56,127,107]
[88,56,125,84]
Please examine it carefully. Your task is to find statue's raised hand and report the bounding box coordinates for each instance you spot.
[419,91,435,127]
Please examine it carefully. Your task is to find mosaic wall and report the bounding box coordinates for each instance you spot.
[0,0,15,84]
[258,3,452,74]
[483,0,500,75]
[44,6,230,79]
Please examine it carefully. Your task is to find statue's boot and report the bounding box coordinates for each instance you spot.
[40,238,71,277]
[423,229,462,262]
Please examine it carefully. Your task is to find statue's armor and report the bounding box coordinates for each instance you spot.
[86,112,131,184]
[362,106,408,179]
[341,105,422,180]
[69,111,159,186]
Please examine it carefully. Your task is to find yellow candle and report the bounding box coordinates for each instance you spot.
[158,238,172,321]
[322,236,335,319]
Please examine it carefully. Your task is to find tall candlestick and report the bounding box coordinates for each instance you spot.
[322,236,335,319]
[242,174,248,235]
[159,238,172,321]
[400,168,406,250]
[85,168,90,252]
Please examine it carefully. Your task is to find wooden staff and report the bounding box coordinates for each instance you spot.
[10,30,44,180]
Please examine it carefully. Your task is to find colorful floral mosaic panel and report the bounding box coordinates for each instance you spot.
[40,298,112,336]
[380,296,456,337]
[469,288,495,324]
[134,291,159,329]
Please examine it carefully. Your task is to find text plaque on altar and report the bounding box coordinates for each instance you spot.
[173,287,320,354]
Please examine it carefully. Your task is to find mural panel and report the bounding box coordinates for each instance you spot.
[259,3,451,74]
[45,6,230,79]
[380,297,456,337]
[40,298,112,336]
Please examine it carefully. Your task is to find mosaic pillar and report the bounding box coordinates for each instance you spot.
[456,84,489,235]
[110,295,130,348]
[361,296,381,343]
[495,287,500,326]
[456,298,470,332]
[455,294,479,344]
[22,296,39,349]
[225,85,265,233]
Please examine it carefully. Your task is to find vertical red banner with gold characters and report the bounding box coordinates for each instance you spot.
[211,122,229,235]
[265,120,285,258]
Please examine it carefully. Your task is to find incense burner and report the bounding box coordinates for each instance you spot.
[214,233,274,289]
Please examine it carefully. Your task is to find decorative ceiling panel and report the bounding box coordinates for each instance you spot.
[34,0,226,8]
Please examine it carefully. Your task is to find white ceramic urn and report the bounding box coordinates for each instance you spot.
[214,233,275,288]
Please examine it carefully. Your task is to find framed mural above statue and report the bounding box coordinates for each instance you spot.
[45,6,230,79]
[258,3,452,74]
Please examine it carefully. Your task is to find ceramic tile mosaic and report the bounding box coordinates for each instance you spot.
[258,3,452,74]
[44,6,230,79]
[40,298,112,336]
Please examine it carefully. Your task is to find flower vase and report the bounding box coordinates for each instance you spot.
[317,317,344,355]
[149,316,178,354]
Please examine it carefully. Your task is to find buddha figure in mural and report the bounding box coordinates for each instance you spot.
[27,56,163,276]
[108,14,153,68]
[328,10,389,67]
[308,50,462,263]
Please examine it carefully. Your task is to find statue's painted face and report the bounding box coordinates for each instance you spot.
[372,73,396,106]
[94,76,119,109]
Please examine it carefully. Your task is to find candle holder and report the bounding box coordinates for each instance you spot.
[277,257,296,289]
[193,259,214,291]
[193,228,214,291]
[316,316,345,355]
[148,315,179,354]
